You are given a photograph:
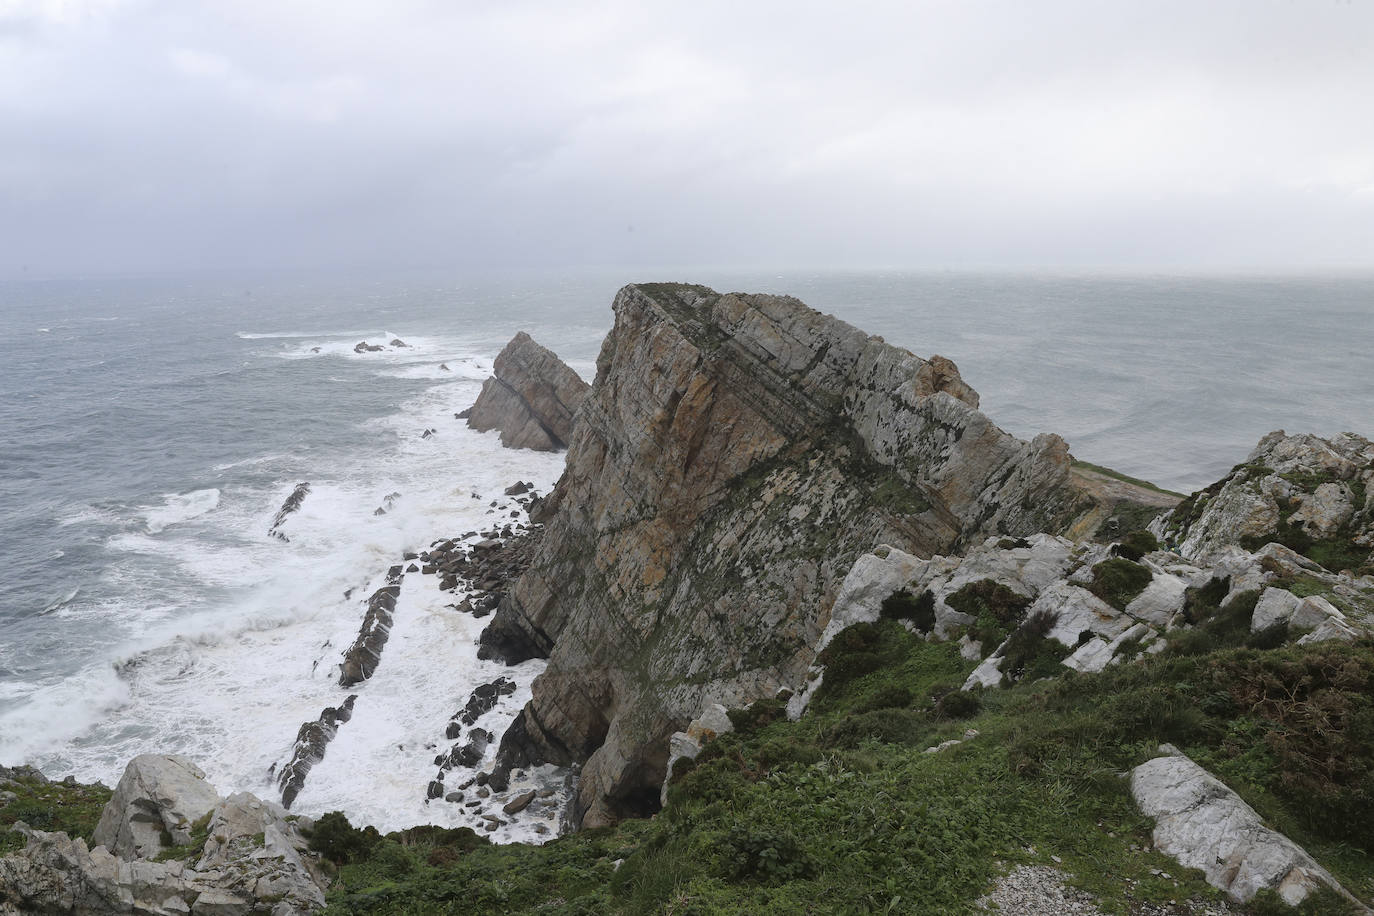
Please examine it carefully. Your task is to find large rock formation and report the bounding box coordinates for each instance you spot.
[464,332,589,450]
[483,283,1118,827]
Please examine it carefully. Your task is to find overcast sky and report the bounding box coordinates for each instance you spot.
[2,0,1372,276]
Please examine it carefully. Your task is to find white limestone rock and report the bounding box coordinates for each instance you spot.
[1131,747,1357,907]
[92,756,221,860]
[1124,572,1187,628]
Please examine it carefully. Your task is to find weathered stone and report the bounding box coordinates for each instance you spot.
[92,756,221,860]
[1161,430,1374,567]
[485,283,1132,827]
[3,766,326,915]
[502,790,537,815]
[465,332,589,451]
[1131,747,1357,907]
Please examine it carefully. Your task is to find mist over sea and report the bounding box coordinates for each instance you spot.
[2,267,1370,836]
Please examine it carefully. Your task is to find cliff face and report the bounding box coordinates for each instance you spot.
[465,331,589,450]
[483,283,1095,827]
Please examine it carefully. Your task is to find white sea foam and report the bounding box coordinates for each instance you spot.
[9,369,569,842]
[143,488,221,533]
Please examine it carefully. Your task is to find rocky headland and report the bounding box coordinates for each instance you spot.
[4,283,1372,914]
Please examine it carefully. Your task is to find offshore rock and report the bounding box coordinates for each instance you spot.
[485,283,1107,827]
[267,483,310,542]
[337,568,404,687]
[465,332,589,451]
[277,695,358,809]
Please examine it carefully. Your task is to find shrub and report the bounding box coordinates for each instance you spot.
[306,811,382,864]
[997,610,1068,684]
[947,579,1031,648]
[727,698,786,733]
[855,685,913,714]
[880,588,936,633]
[814,621,907,701]
[1086,558,1153,610]
[1113,529,1160,562]
[722,824,813,882]
[819,708,929,748]
[934,690,982,720]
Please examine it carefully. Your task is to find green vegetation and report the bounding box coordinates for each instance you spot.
[945,579,1031,649]
[1085,558,1153,611]
[1072,459,1185,498]
[879,588,936,633]
[1113,529,1160,562]
[305,615,1374,914]
[0,769,111,857]
[153,810,214,862]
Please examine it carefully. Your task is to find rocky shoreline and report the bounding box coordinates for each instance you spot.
[4,283,1372,913]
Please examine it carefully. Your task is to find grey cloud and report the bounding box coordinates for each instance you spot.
[1,0,1371,275]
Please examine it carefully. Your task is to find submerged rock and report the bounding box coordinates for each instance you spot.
[464,332,589,451]
[483,283,1119,828]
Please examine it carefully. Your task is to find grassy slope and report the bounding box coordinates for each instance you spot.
[315,610,1374,915]
[0,770,111,856]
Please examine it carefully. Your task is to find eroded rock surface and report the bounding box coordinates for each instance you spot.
[465,332,589,451]
[3,759,326,914]
[1131,747,1361,908]
[1159,430,1374,571]
[485,283,1112,827]
[91,755,220,861]
[277,695,357,809]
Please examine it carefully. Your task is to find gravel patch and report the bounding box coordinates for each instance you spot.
[976,865,1240,915]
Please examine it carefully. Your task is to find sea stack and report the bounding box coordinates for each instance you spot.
[483,282,1130,828]
[464,332,589,450]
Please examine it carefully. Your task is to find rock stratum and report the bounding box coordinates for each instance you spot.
[464,331,590,450]
[481,282,1145,827]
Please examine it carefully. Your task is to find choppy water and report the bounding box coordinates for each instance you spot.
[1,267,1370,837]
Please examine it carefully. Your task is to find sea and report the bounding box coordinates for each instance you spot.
[1,267,1371,841]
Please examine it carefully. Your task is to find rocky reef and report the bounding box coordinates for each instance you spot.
[480,282,1150,827]
[463,331,590,450]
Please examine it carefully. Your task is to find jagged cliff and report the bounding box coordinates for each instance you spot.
[482,283,1118,827]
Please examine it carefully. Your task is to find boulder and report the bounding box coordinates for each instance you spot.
[92,755,221,860]
[1130,747,1357,907]
[465,332,589,451]
[353,341,383,353]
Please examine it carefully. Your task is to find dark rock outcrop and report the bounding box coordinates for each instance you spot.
[338,566,404,687]
[268,482,311,542]
[484,283,1112,828]
[277,695,358,809]
[465,332,589,450]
